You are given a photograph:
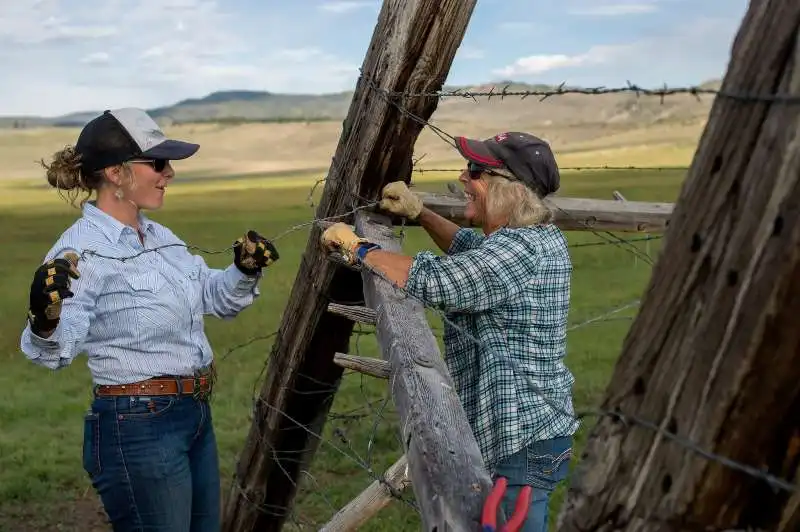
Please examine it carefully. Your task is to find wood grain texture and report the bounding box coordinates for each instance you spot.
[557,3,800,531]
[320,454,411,531]
[356,211,493,531]
[334,352,390,379]
[327,303,377,324]
[222,2,477,530]
[414,191,673,233]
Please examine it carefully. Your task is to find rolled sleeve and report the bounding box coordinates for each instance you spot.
[200,260,261,318]
[448,228,485,254]
[222,263,261,297]
[19,250,99,370]
[20,323,68,369]
[406,229,544,313]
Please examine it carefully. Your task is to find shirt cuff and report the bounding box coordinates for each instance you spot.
[29,324,62,348]
[223,263,261,296]
[405,250,438,301]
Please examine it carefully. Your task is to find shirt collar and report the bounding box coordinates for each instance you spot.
[82,201,156,244]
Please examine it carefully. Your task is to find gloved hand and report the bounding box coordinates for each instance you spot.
[233,230,279,275]
[320,223,379,265]
[28,252,80,336]
[380,181,423,220]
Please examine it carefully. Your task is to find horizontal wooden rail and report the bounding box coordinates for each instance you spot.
[413,191,673,233]
[333,353,390,379]
[320,454,410,531]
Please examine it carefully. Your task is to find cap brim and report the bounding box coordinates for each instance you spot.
[455,136,504,168]
[141,139,200,160]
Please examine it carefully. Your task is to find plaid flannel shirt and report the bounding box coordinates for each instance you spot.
[405,224,579,470]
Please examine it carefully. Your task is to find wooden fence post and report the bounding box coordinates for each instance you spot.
[221,1,477,530]
[557,2,800,530]
[355,211,494,530]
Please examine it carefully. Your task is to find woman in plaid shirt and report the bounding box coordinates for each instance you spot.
[322,131,578,532]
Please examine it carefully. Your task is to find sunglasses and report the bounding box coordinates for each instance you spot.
[467,161,506,179]
[128,158,169,173]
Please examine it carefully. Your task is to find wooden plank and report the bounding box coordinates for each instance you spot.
[327,303,377,325]
[414,191,673,233]
[333,352,390,379]
[320,454,411,532]
[221,2,478,531]
[557,2,800,530]
[355,211,493,530]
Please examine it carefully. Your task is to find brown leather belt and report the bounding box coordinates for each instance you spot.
[95,375,212,397]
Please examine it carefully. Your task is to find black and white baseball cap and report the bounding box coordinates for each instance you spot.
[455,131,560,197]
[75,108,199,177]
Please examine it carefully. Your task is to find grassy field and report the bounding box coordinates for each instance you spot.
[0,162,686,531]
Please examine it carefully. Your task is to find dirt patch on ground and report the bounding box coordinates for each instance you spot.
[0,495,110,532]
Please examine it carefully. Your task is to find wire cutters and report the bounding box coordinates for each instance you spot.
[481,476,533,532]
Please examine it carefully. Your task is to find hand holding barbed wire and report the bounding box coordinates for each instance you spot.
[320,222,374,265]
[233,230,280,275]
[380,181,423,220]
[27,251,80,336]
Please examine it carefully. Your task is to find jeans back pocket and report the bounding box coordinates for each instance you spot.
[525,436,573,489]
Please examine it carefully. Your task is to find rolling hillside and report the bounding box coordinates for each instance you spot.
[0,79,722,180]
[0,80,721,130]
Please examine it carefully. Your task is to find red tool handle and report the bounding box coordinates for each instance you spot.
[481,477,534,532]
[481,476,507,530]
[503,485,532,532]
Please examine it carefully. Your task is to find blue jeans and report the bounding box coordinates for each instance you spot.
[492,436,573,532]
[82,394,221,532]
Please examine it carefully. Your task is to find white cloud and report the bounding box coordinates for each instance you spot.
[459,46,485,60]
[0,0,360,116]
[492,15,742,83]
[496,22,539,33]
[318,1,376,14]
[493,44,630,77]
[80,52,110,65]
[0,2,117,44]
[567,1,659,16]
[0,0,747,116]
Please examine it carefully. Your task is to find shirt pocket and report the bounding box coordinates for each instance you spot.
[122,270,180,331]
[125,270,166,293]
[179,262,204,315]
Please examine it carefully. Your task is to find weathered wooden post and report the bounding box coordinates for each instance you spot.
[557,2,800,530]
[354,211,494,529]
[221,1,478,530]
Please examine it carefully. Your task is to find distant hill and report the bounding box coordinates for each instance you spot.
[0,79,722,130]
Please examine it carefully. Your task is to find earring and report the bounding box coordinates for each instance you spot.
[114,188,124,200]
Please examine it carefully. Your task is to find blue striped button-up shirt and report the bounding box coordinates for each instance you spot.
[20,201,261,385]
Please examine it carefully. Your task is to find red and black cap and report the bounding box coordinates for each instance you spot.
[455,131,560,197]
[75,108,199,177]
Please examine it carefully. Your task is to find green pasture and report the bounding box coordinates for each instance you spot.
[0,167,685,531]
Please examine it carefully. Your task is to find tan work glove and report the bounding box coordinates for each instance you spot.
[380,181,423,220]
[321,223,376,264]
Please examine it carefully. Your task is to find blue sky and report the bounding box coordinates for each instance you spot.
[0,0,749,116]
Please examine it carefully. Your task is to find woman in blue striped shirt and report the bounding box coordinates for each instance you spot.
[20,108,279,532]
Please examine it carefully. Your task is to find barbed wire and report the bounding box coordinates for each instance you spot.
[338,238,799,496]
[369,79,800,104]
[24,72,798,531]
[411,165,685,173]
[56,155,794,530]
